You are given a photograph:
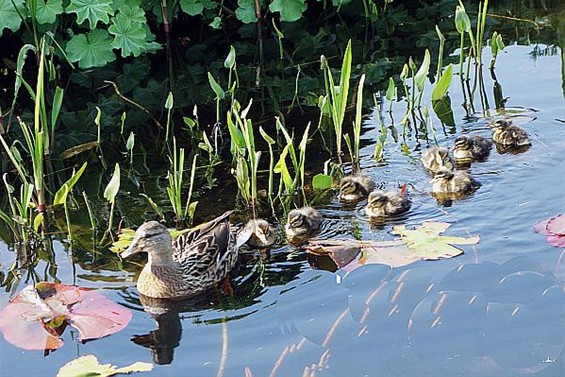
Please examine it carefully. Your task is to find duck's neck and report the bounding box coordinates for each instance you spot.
[147,245,175,267]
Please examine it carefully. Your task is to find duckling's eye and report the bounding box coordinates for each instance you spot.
[291,216,304,227]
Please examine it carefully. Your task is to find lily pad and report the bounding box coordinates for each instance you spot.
[57,355,153,377]
[534,214,565,248]
[0,283,132,350]
[392,222,479,260]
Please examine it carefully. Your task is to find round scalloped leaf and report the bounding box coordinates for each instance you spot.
[66,29,116,69]
[269,0,307,22]
[57,355,153,377]
[108,13,147,57]
[0,0,26,33]
[235,0,257,24]
[65,0,113,29]
[36,0,64,24]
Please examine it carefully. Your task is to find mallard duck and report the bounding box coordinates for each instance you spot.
[365,185,411,217]
[120,211,238,299]
[452,135,492,162]
[339,175,375,202]
[421,147,455,174]
[491,120,531,147]
[237,218,277,248]
[431,168,480,194]
[285,207,322,241]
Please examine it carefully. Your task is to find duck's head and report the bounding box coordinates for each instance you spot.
[339,178,359,196]
[121,221,173,258]
[454,136,471,150]
[492,119,511,131]
[287,210,307,230]
[245,219,277,247]
[434,167,454,180]
[367,191,387,209]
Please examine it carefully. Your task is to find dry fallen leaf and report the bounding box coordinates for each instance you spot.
[57,355,153,377]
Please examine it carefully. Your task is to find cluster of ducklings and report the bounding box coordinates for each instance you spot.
[244,119,531,248]
[422,119,531,197]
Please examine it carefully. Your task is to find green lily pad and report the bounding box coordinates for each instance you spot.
[57,355,152,377]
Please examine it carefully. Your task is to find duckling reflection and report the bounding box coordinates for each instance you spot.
[421,147,455,174]
[452,135,492,163]
[338,175,375,202]
[132,293,217,365]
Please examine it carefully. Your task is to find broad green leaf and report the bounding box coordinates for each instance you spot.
[0,0,25,33]
[224,45,236,69]
[53,162,87,205]
[36,0,63,24]
[392,221,479,260]
[65,0,113,29]
[312,173,333,190]
[432,95,456,126]
[269,0,306,22]
[274,145,293,189]
[103,163,121,204]
[117,4,145,23]
[235,0,257,24]
[65,29,116,68]
[414,49,430,92]
[108,13,147,57]
[51,86,64,130]
[207,72,225,99]
[180,0,204,15]
[385,77,395,101]
[431,64,453,100]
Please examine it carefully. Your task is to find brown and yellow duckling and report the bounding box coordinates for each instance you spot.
[120,211,238,299]
[238,218,277,248]
[452,135,492,162]
[430,167,480,194]
[338,175,375,202]
[491,119,531,148]
[365,185,411,217]
[285,207,322,242]
[421,147,455,174]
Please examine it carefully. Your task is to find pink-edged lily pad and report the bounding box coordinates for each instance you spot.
[534,214,565,248]
[0,282,132,350]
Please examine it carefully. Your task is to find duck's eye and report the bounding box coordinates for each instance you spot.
[291,216,304,228]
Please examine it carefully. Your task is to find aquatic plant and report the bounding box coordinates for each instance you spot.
[320,39,352,166]
[166,138,199,227]
[53,162,88,241]
[102,163,121,243]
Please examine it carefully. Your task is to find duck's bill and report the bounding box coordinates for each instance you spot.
[120,244,136,258]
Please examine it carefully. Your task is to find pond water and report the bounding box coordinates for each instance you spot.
[1,27,565,377]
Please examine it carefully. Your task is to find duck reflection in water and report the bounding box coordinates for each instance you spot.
[131,293,219,365]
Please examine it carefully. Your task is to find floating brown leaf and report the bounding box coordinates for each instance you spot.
[0,283,132,350]
[306,222,479,271]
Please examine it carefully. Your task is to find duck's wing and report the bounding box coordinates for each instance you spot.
[172,211,236,277]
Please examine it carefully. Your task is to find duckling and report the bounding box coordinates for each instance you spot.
[491,120,531,147]
[421,147,455,174]
[452,135,492,162]
[238,219,277,248]
[431,168,480,194]
[365,185,411,217]
[339,175,375,202]
[285,207,322,241]
[120,211,238,299]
